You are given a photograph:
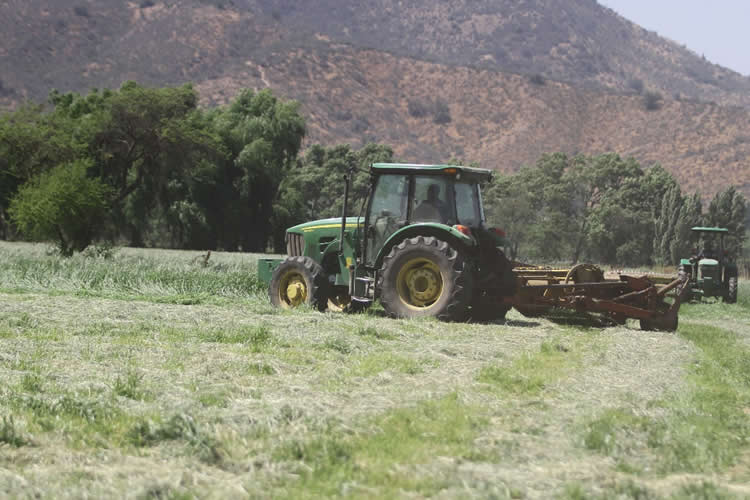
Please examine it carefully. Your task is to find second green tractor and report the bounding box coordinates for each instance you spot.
[678,227,739,303]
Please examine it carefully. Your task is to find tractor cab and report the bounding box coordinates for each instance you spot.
[679,227,738,303]
[362,163,493,267]
[692,227,727,262]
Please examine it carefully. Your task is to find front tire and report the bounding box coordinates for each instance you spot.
[726,276,738,304]
[269,256,328,311]
[378,236,472,320]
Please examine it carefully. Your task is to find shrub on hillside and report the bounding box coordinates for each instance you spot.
[628,78,644,94]
[73,5,89,17]
[643,91,663,111]
[529,73,546,86]
[433,99,452,125]
[407,99,430,118]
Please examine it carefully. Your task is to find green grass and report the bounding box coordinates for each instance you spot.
[477,337,583,396]
[581,322,750,475]
[0,416,31,447]
[0,241,264,304]
[113,370,151,401]
[347,352,434,377]
[272,394,486,497]
[1,242,749,498]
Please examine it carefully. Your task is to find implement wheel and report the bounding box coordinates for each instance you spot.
[379,236,472,320]
[269,256,328,311]
[726,276,738,304]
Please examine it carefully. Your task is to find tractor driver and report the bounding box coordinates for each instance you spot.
[699,240,716,260]
[413,183,450,222]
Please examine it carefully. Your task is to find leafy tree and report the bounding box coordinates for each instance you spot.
[0,103,86,238]
[671,192,703,263]
[274,143,394,250]
[9,160,112,255]
[43,83,226,247]
[484,153,576,261]
[654,184,683,266]
[203,89,306,252]
[706,187,747,256]
[564,153,643,263]
[483,173,535,261]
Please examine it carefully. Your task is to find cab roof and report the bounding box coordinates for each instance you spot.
[371,163,492,181]
[691,227,729,233]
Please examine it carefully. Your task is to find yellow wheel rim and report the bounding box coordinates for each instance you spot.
[396,257,444,309]
[278,270,308,308]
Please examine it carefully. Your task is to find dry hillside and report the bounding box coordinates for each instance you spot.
[249,0,750,107]
[1,0,749,199]
[199,46,750,199]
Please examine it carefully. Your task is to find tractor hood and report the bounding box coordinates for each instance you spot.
[288,217,363,234]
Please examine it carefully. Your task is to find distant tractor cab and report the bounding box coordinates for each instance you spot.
[258,163,516,321]
[679,227,738,303]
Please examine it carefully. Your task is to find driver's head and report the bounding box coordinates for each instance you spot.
[427,183,440,202]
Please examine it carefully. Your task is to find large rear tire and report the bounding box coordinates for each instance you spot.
[269,256,328,311]
[726,276,738,304]
[378,236,472,321]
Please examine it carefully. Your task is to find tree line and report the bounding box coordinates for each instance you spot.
[483,153,747,266]
[0,82,746,265]
[1,82,306,254]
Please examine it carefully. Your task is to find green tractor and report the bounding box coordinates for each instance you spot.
[678,227,738,303]
[257,163,516,321]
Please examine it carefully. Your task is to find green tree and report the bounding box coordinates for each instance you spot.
[206,89,306,252]
[484,153,576,261]
[9,160,112,255]
[0,103,86,238]
[671,192,703,263]
[483,173,535,260]
[274,143,394,250]
[83,83,221,246]
[654,184,683,266]
[564,154,644,263]
[706,187,747,256]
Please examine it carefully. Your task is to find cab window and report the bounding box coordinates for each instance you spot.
[411,176,454,224]
[366,174,409,265]
[455,182,481,227]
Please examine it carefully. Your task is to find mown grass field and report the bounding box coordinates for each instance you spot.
[1,241,749,499]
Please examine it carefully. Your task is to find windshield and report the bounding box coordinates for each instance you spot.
[454,182,482,227]
[410,177,483,226]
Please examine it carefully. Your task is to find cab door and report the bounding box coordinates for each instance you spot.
[365,174,409,266]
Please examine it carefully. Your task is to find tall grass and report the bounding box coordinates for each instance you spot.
[0,242,266,303]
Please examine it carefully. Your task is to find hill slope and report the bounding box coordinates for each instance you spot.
[1,0,749,198]
[198,45,750,198]
[250,0,750,107]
